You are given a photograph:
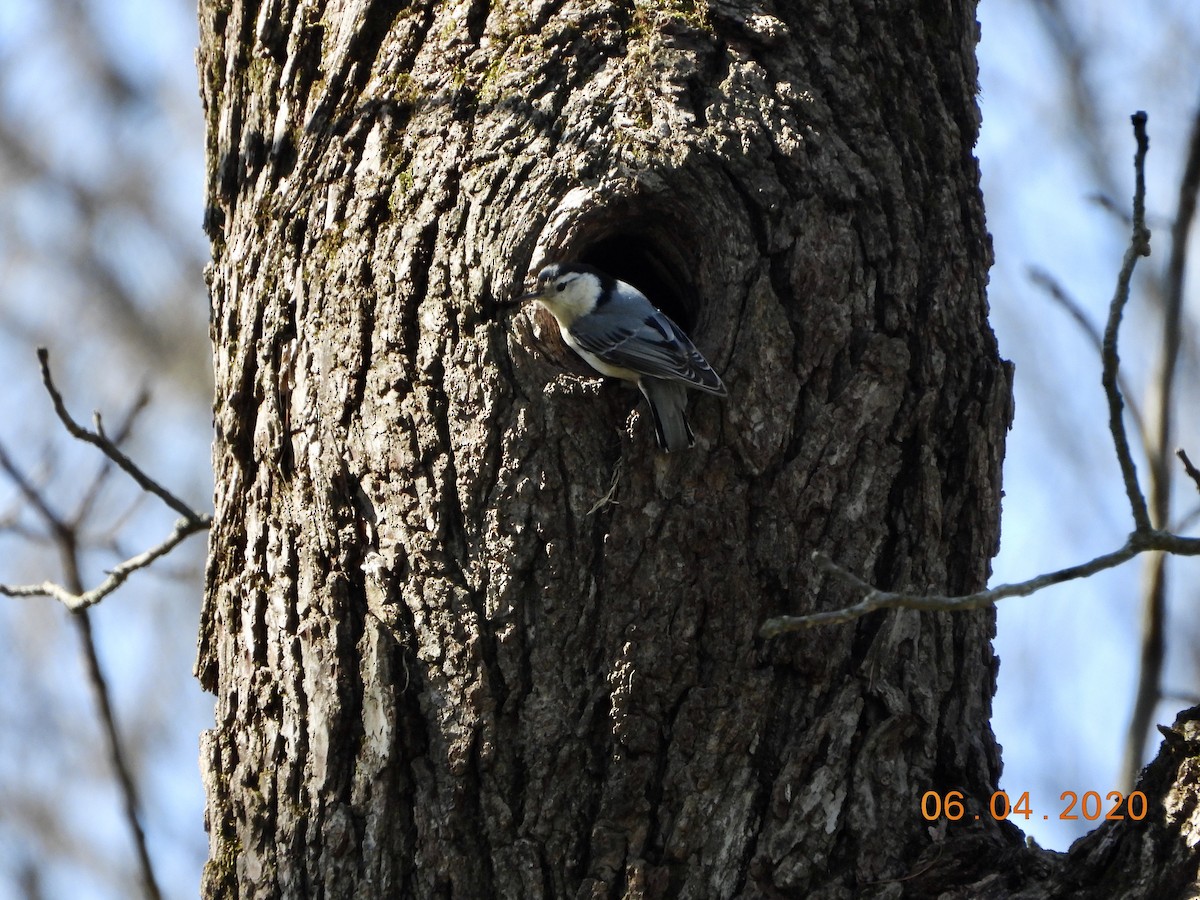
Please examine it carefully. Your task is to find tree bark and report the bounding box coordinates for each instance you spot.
[195,1,1198,897]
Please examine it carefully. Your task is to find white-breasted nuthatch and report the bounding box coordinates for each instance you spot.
[519,262,726,451]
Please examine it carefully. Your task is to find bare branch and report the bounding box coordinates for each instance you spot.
[588,460,623,514]
[1179,449,1200,495]
[759,533,1200,637]
[72,608,163,900]
[1102,111,1153,532]
[0,374,185,900]
[2,350,211,610]
[1150,96,1200,520]
[1122,100,1200,792]
[760,113,1200,639]
[72,389,151,528]
[0,516,208,611]
[36,348,204,524]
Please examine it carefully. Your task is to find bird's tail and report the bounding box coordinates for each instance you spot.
[639,379,694,452]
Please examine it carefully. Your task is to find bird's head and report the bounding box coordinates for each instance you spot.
[518,263,609,326]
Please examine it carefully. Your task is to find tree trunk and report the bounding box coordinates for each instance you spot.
[195,1,1198,897]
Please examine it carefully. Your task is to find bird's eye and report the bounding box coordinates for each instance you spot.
[556,283,566,293]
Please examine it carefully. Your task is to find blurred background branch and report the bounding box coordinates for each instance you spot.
[1122,97,1200,793]
[0,1,212,896]
[761,116,1200,639]
[0,383,170,900]
[0,349,210,612]
[982,0,1200,841]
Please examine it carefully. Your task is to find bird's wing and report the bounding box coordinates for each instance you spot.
[570,306,726,395]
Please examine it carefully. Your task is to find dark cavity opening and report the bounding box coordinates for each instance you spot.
[579,234,695,330]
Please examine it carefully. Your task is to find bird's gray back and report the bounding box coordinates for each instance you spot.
[570,290,725,395]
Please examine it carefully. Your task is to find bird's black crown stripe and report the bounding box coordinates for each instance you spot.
[555,262,619,302]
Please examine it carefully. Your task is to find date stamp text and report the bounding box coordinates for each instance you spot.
[921,789,1148,823]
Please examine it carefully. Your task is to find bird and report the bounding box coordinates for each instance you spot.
[518,262,726,451]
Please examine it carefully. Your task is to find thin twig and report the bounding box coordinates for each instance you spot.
[0,517,209,611]
[72,389,151,528]
[1179,449,1200,495]
[1122,102,1200,791]
[36,348,203,524]
[1101,111,1152,533]
[758,539,1200,637]
[759,113,1200,638]
[3,350,212,608]
[0,387,174,899]
[588,460,622,514]
[1151,103,1200,512]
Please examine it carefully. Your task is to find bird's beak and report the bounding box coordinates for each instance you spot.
[496,284,540,308]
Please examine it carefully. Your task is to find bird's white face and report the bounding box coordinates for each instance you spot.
[526,265,602,326]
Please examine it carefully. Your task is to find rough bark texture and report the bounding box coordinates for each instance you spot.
[196,1,1198,898]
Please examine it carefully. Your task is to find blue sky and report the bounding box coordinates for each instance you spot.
[978,0,1200,849]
